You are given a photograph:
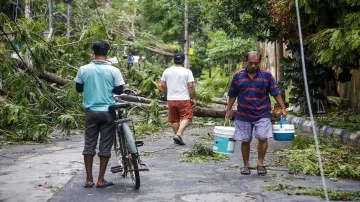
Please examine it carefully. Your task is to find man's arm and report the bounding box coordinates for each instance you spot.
[113,68,125,95]
[74,68,83,93]
[226,73,239,119]
[187,81,196,106]
[226,97,236,119]
[267,73,287,116]
[113,85,123,95]
[273,94,287,116]
[160,80,167,96]
[75,82,84,93]
[188,81,195,99]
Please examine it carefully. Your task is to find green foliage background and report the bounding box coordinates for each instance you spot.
[1,0,359,143]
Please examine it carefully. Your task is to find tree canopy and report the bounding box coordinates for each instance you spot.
[1,0,359,142]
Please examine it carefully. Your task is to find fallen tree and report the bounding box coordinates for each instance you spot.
[10,60,231,118]
[17,59,69,86]
[127,102,232,118]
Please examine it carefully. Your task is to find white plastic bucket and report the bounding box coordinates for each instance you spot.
[272,124,295,141]
[213,126,236,154]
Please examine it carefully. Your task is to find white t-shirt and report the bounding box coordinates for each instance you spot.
[161,66,194,100]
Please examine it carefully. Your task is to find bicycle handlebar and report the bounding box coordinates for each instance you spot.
[115,118,132,124]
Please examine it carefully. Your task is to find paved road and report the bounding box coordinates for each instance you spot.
[1,127,359,202]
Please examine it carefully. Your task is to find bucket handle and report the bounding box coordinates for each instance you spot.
[280,115,283,128]
[224,118,231,127]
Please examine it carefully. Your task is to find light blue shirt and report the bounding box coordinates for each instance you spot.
[75,62,125,111]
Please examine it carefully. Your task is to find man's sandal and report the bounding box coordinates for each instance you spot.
[257,166,267,176]
[173,135,185,145]
[96,181,115,188]
[240,167,251,175]
[83,182,95,188]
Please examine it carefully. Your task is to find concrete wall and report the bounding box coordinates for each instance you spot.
[337,69,360,112]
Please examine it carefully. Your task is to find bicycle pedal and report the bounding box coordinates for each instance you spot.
[139,163,149,171]
[111,168,123,174]
[110,166,123,173]
[135,140,144,147]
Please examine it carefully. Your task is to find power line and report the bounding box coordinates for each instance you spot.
[198,67,222,96]
[295,0,329,201]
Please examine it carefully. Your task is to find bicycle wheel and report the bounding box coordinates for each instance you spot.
[127,152,140,189]
[115,125,127,178]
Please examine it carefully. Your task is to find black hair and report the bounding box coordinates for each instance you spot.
[92,40,110,56]
[173,52,185,64]
[245,51,262,61]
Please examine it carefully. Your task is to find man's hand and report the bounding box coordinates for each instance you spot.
[226,97,236,120]
[273,94,287,117]
[281,108,287,117]
[190,98,196,107]
[226,109,233,120]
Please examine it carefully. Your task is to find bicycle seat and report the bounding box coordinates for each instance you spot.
[108,103,131,111]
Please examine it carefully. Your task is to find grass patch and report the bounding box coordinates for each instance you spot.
[134,124,162,139]
[266,184,360,201]
[180,143,229,163]
[191,132,214,142]
[199,133,214,142]
[288,109,360,131]
[192,117,226,126]
[274,136,360,180]
[139,151,154,156]
[316,112,360,131]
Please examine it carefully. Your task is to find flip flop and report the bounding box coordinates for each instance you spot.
[173,135,185,145]
[83,182,95,188]
[96,180,115,188]
[257,165,267,176]
[240,167,251,175]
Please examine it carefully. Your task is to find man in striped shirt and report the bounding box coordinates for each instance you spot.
[226,51,286,176]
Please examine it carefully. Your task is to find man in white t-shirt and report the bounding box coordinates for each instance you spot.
[161,52,196,145]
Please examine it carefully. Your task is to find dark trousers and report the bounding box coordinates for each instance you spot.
[83,109,115,157]
[127,62,133,70]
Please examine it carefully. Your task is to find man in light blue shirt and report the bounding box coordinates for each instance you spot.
[75,40,125,188]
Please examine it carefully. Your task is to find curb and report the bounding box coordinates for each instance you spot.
[285,115,360,148]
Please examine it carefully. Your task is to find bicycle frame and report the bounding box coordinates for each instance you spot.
[112,107,148,172]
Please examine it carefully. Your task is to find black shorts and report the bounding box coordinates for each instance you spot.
[82,109,115,157]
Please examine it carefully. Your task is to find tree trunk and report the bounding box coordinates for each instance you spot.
[145,47,174,56]
[105,0,111,12]
[116,94,153,104]
[129,102,233,118]
[131,8,136,39]
[232,58,237,71]
[17,60,69,86]
[25,0,31,19]
[66,2,71,40]
[184,0,189,68]
[211,98,227,105]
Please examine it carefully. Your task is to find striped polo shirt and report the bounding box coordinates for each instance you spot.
[228,68,280,122]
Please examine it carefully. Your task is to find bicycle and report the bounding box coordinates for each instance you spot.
[108,98,149,189]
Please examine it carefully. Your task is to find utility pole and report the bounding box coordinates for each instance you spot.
[66,0,71,40]
[48,0,54,39]
[105,0,111,12]
[184,0,189,68]
[278,39,286,102]
[25,0,31,19]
